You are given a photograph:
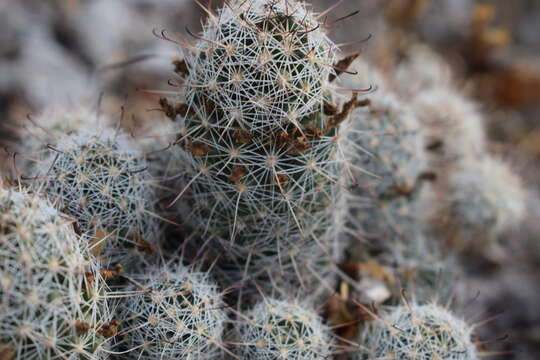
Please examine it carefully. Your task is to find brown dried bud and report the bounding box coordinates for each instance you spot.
[323,101,338,116]
[98,320,119,338]
[85,272,95,283]
[173,59,189,76]
[187,142,212,157]
[233,129,252,144]
[275,130,290,147]
[291,136,310,154]
[304,124,323,140]
[329,52,360,82]
[0,345,15,360]
[100,264,123,280]
[74,321,91,336]
[275,173,290,188]
[131,231,155,255]
[327,93,359,131]
[229,166,247,183]
[159,98,177,119]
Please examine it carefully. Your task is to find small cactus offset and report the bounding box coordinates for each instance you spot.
[429,155,526,250]
[338,64,428,249]
[0,187,115,360]
[18,107,100,163]
[340,84,433,273]
[343,92,427,198]
[359,303,478,360]
[117,263,227,359]
[33,126,160,265]
[235,298,332,359]
[412,88,487,164]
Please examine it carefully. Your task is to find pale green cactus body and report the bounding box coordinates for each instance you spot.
[170,0,348,268]
[152,0,377,312]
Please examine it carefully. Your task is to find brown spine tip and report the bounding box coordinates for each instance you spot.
[329,52,361,82]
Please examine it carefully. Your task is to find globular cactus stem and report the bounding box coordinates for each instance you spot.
[117,263,227,359]
[167,0,350,260]
[342,91,428,198]
[32,126,160,266]
[159,0,363,307]
[428,155,526,251]
[359,303,479,360]
[235,298,332,359]
[0,186,115,360]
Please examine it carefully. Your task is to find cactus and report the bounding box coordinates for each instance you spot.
[359,303,478,360]
[393,44,453,98]
[412,88,486,164]
[0,186,115,360]
[18,107,105,171]
[342,91,427,197]
[339,85,431,263]
[183,0,337,134]
[337,72,450,301]
[159,0,362,306]
[235,298,332,359]
[428,155,526,250]
[117,263,227,359]
[33,126,160,265]
[170,0,347,260]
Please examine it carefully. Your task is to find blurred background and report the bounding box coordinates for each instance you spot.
[0,0,539,358]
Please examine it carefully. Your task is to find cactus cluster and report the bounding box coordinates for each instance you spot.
[359,303,478,360]
[0,187,115,360]
[235,298,332,359]
[33,126,160,265]
[1,0,529,359]
[117,263,226,359]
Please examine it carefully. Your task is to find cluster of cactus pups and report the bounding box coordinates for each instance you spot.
[0,0,528,359]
